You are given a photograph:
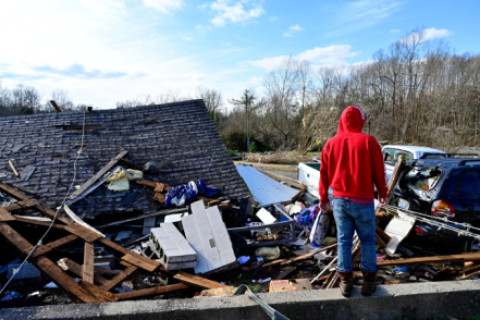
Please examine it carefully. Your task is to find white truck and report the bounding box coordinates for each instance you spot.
[381,145,447,183]
[297,145,447,197]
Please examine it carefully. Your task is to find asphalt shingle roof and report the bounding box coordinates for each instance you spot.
[0,99,249,219]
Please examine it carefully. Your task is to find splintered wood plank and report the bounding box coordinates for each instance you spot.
[99,238,161,272]
[83,242,95,284]
[173,272,227,289]
[101,265,138,291]
[67,150,128,200]
[377,252,480,267]
[0,207,14,221]
[32,234,79,258]
[115,283,189,301]
[57,258,108,286]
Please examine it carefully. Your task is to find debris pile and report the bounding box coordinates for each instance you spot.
[0,101,479,310]
[1,158,479,309]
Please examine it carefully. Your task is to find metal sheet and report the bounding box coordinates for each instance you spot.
[236,164,298,206]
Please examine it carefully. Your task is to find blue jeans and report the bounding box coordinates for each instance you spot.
[333,198,377,272]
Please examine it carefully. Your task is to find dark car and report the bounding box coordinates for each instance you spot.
[391,158,480,253]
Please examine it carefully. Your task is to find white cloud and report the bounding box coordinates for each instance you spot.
[142,0,184,13]
[209,0,265,26]
[283,25,304,38]
[329,0,401,35]
[400,28,452,44]
[248,45,359,70]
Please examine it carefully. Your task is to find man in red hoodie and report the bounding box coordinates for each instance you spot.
[319,105,388,297]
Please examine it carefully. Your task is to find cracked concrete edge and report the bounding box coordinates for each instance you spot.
[1,279,480,320]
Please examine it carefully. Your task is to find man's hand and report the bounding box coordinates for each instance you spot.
[319,201,331,212]
[379,198,388,206]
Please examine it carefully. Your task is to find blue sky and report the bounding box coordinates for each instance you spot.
[0,0,478,110]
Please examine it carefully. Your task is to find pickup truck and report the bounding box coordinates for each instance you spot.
[298,145,447,197]
[381,145,447,183]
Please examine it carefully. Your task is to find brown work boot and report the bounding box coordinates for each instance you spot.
[361,271,377,296]
[338,271,354,297]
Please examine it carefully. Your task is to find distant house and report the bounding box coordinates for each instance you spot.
[0,99,249,220]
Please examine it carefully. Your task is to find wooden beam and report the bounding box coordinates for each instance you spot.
[377,252,480,267]
[57,258,108,286]
[375,226,391,244]
[115,283,189,301]
[100,265,138,291]
[8,160,19,177]
[83,242,95,284]
[12,215,66,230]
[135,178,158,188]
[67,150,128,201]
[32,234,79,258]
[258,169,304,189]
[376,158,407,217]
[63,224,104,243]
[0,182,30,201]
[173,272,228,289]
[99,238,162,272]
[3,199,37,212]
[0,207,15,221]
[49,100,62,112]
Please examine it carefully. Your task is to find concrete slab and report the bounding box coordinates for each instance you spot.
[2,280,479,320]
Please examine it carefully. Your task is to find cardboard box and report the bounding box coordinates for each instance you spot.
[269,279,312,293]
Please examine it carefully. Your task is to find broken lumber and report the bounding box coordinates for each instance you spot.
[8,159,19,177]
[49,100,62,112]
[377,252,480,267]
[173,272,228,289]
[376,158,406,217]
[115,283,189,301]
[67,150,128,201]
[57,258,108,286]
[83,242,95,284]
[100,265,138,291]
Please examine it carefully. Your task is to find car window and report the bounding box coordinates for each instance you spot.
[383,148,414,166]
[452,170,480,195]
[421,153,447,159]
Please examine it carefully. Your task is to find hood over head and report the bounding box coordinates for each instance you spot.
[338,105,366,134]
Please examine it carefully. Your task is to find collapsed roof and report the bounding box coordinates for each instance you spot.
[0,99,249,219]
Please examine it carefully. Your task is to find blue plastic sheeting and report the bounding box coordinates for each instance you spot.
[236,164,299,206]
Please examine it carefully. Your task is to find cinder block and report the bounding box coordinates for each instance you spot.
[149,223,196,270]
[182,200,237,274]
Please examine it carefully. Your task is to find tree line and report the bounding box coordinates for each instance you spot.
[2,29,479,153]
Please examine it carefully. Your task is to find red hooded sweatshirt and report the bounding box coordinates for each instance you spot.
[319,106,388,203]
